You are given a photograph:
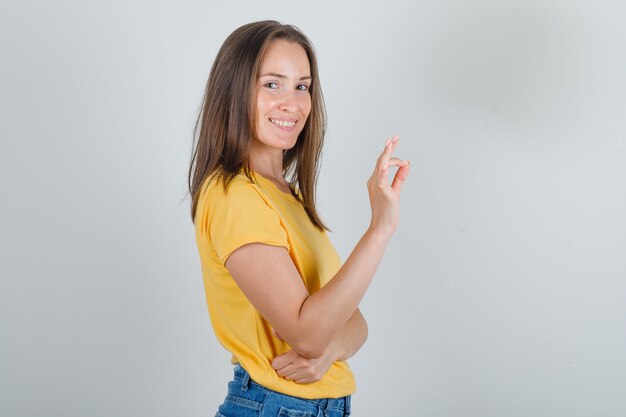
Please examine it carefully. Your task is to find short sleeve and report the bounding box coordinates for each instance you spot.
[205,178,290,265]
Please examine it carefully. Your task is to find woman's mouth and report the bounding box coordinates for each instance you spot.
[269,118,297,131]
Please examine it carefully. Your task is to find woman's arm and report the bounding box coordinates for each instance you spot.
[333,307,368,361]
[271,308,368,384]
[225,136,409,358]
[273,307,368,360]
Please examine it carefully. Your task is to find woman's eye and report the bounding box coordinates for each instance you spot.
[297,84,309,92]
[264,82,278,89]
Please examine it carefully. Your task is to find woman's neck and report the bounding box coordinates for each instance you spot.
[248,145,286,182]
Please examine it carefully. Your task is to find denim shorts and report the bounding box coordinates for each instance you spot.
[215,363,352,417]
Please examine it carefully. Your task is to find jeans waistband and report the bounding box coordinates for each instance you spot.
[233,363,351,413]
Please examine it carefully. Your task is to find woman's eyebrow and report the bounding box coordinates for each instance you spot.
[259,72,311,80]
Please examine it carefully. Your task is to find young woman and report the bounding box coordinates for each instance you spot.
[189,20,410,417]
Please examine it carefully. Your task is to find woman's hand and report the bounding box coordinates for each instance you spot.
[367,134,410,235]
[271,329,340,384]
[271,343,339,384]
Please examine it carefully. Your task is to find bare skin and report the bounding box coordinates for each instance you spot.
[271,308,367,384]
[226,39,411,383]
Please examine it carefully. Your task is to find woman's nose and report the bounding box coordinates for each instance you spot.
[278,90,298,111]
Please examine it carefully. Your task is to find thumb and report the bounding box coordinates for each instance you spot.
[272,350,293,369]
[391,161,410,192]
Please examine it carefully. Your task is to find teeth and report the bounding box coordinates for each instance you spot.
[270,118,296,127]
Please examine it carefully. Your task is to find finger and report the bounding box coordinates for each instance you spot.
[377,137,401,176]
[276,364,296,377]
[284,371,308,382]
[271,351,294,370]
[375,135,399,172]
[391,161,411,192]
[378,157,409,188]
[383,157,408,168]
[278,365,299,378]
[294,376,315,384]
[380,135,398,165]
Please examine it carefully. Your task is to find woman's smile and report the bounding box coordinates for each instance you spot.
[269,117,298,131]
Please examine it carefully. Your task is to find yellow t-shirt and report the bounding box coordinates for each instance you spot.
[194,170,356,399]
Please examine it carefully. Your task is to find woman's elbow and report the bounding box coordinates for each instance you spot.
[290,338,326,359]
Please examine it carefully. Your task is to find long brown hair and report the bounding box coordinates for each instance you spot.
[188,20,329,232]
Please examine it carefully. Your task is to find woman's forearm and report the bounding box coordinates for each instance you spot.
[332,308,368,361]
[295,226,391,357]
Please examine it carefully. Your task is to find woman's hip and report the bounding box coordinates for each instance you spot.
[215,363,351,417]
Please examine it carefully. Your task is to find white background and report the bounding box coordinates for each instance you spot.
[1,0,625,416]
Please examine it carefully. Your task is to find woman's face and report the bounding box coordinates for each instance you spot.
[254,39,312,152]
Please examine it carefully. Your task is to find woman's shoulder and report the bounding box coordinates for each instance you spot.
[200,170,263,203]
[196,171,267,226]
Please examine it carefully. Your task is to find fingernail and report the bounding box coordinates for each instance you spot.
[392,135,399,142]
[385,138,390,147]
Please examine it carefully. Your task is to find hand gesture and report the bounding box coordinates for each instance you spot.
[367,135,410,235]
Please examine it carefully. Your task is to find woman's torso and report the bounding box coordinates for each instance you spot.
[194,170,356,399]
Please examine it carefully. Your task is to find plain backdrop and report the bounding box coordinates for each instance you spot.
[1,0,625,416]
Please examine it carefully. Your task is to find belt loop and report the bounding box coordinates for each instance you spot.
[345,396,351,415]
[240,370,250,392]
[321,398,330,417]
